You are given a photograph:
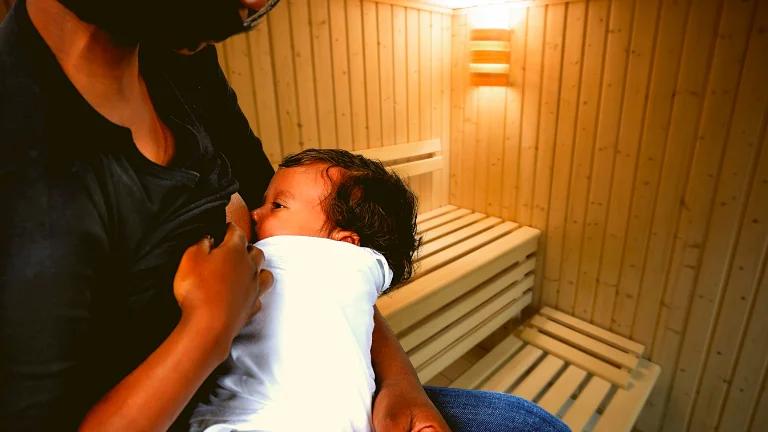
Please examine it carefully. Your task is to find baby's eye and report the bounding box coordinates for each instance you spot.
[271,201,285,210]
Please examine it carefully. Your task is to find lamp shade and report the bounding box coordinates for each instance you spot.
[469,28,511,87]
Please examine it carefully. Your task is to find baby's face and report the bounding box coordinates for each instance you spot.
[252,164,331,242]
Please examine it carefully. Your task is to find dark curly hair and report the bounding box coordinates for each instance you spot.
[279,149,420,292]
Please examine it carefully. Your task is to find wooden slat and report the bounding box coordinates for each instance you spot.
[347,0,368,151]
[354,139,442,163]
[420,217,501,259]
[530,2,565,309]
[378,3,396,148]
[409,279,532,368]
[611,0,692,338]
[416,291,533,383]
[592,0,661,329]
[417,205,458,224]
[440,13,451,207]
[561,376,612,432]
[407,8,421,143]
[529,315,640,370]
[481,344,546,393]
[364,0,383,149]
[421,212,487,244]
[719,256,768,430]
[540,307,645,356]
[520,328,630,388]
[393,5,409,145]
[222,34,259,139]
[268,3,301,156]
[329,0,353,151]
[398,267,534,351]
[631,0,723,353]
[417,208,472,234]
[417,222,519,277]
[643,0,758,428]
[516,5,546,225]
[391,156,444,179]
[593,359,662,432]
[537,365,589,415]
[512,354,566,401]
[557,0,609,315]
[310,0,337,150]
[247,22,282,162]
[541,1,585,307]
[690,124,768,430]
[499,6,526,221]
[378,226,541,333]
[449,13,467,205]
[572,0,634,321]
[664,2,768,429]
[451,333,525,389]
[473,87,490,214]
[290,0,320,150]
[431,10,444,211]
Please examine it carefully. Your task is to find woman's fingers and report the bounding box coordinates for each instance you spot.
[258,269,274,295]
[221,222,248,250]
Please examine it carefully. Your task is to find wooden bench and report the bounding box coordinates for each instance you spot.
[337,139,661,431]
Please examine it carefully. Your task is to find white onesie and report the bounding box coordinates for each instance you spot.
[190,236,392,432]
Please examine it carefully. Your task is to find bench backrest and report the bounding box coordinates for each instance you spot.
[353,139,443,178]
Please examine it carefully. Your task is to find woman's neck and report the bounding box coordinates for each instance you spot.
[27,0,145,127]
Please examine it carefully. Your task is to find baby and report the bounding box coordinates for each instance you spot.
[190,149,420,432]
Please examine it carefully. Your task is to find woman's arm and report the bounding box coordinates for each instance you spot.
[80,225,272,432]
[370,306,450,432]
[78,313,229,431]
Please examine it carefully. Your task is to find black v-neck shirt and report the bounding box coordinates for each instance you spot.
[0,1,274,429]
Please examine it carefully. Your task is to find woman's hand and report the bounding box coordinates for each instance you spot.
[174,222,273,359]
[373,380,450,432]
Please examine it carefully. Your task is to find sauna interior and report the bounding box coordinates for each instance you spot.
[3,0,767,430]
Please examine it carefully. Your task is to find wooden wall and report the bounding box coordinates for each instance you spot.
[451,0,768,431]
[216,0,452,212]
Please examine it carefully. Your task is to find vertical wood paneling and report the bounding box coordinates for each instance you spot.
[222,34,259,136]
[214,1,450,212]
[420,10,434,211]
[517,6,546,226]
[347,0,369,151]
[571,0,633,321]
[531,3,565,308]
[611,0,691,337]
[663,2,768,429]
[558,0,610,316]
[330,0,354,151]
[449,13,467,205]
[500,7,528,221]
[379,4,396,148]
[542,1,585,309]
[393,6,409,145]
[290,0,320,150]
[247,22,282,161]
[450,1,767,430]
[364,1,383,148]
[310,0,338,150]
[268,2,301,156]
[592,0,661,330]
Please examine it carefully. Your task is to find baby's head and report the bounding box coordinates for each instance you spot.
[252,149,420,291]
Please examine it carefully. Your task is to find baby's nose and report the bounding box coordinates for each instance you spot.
[251,208,262,225]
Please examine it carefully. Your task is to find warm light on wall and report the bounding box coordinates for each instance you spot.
[469,28,511,87]
[468,4,526,30]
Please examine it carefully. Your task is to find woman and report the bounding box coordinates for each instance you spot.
[0,0,567,430]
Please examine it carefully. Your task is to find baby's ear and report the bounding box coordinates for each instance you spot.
[331,229,360,246]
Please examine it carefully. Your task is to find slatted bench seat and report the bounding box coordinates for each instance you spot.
[348,139,660,432]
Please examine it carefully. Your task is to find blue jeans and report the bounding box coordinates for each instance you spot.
[424,387,570,432]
